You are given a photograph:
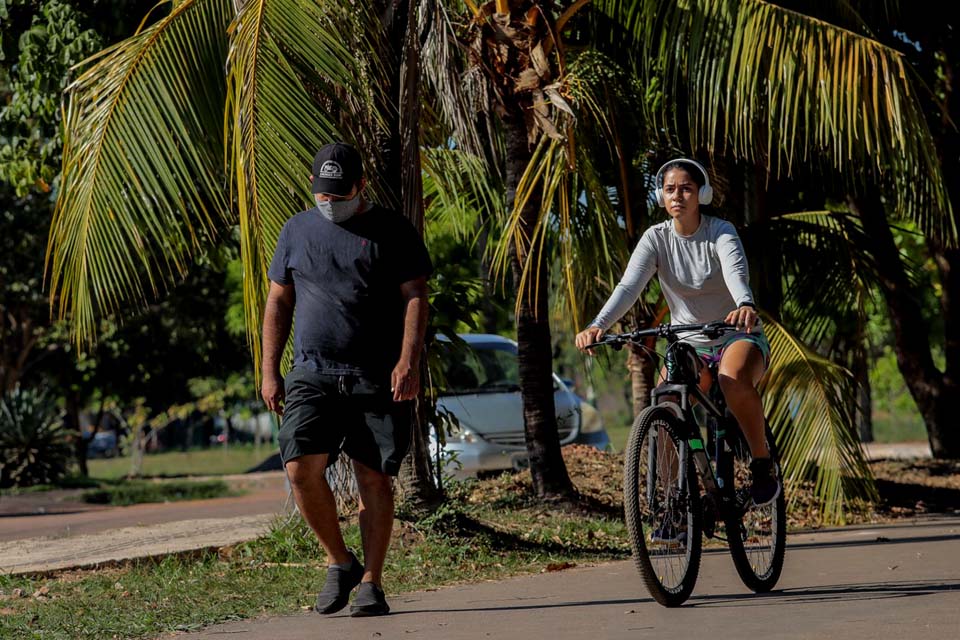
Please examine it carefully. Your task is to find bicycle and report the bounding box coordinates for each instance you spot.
[592,321,786,607]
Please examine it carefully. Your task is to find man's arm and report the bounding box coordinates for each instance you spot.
[391,276,429,402]
[261,281,295,414]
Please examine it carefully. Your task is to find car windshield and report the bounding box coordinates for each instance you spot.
[439,343,520,395]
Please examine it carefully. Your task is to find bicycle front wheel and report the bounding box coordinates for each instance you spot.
[623,406,702,607]
[723,423,786,592]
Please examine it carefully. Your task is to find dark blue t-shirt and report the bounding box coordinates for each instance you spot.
[267,204,433,381]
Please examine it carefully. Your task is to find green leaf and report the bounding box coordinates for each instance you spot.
[225,0,389,373]
[48,0,233,346]
[593,0,955,245]
[761,314,878,524]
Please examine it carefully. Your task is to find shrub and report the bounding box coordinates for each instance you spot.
[0,387,73,488]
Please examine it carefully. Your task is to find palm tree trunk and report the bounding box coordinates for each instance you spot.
[850,194,960,458]
[851,344,873,443]
[379,0,443,508]
[65,390,88,477]
[504,112,574,499]
[627,344,655,416]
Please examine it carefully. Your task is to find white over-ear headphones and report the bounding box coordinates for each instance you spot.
[655,158,714,207]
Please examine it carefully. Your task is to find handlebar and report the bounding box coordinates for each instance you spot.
[590,321,740,350]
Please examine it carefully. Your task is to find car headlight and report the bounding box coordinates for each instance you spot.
[578,401,604,434]
[440,420,479,444]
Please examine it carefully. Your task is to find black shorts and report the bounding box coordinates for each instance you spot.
[279,367,412,476]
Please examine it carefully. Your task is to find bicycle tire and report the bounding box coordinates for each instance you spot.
[724,423,786,592]
[623,405,702,607]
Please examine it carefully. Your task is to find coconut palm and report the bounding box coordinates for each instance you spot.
[46,0,448,504]
[424,0,954,514]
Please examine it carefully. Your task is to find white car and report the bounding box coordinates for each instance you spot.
[431,334,609,479]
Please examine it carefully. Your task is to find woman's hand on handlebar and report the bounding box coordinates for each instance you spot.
[725,305,758,333]
[575,326,606,355]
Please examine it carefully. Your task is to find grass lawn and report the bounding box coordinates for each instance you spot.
[1,446,946,638]
[871,411,927,443]
[88,444,277,480]
[604,420,631,453]
[0,478,627,639]
[81,480,237,506]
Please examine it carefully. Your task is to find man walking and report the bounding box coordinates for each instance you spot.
[261,142,431,617]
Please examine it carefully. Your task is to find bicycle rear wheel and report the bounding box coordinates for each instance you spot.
[623,406,702,607]
[723,423,786,592]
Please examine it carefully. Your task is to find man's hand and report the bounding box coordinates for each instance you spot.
[261,372,285,416]
[725,305,758,333]
[391,359,420,402]
[575,326,606,355]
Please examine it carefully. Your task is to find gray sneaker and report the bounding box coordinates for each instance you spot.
[315,552,364,615]
[350,581,390,617]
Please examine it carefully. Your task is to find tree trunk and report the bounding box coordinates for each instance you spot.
[504,112,573,498]
[381,0,444,508]
[851,345,873,443]
[850,194,960,458]
[396,358,443,511]
[66,391,88,477]
[627,344,656,417]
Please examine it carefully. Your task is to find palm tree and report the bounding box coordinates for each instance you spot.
[594,0,959,460]
[435,0,954,514]
[45,0,447,503]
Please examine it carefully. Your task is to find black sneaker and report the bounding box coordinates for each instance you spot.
[350,581,390,617]
[315,551,364,615]
[749,457,781,507]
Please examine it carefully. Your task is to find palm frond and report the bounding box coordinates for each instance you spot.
[225,0,385,372]
[488,50,635,332]
[421,146,503,243]
[594,0,955,245]
[418,0,491,162]
[761,315,878,524]
[749,210,927,351]
[48,0,232,346]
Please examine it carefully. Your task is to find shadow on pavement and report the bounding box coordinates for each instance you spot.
[385,579,957,616]
[687,579,960,608]
[378,596,654,616]
[789,532,960,551]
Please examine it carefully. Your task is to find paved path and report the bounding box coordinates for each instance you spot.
[0,514,277,575]
[863,442,932,460]
[175,518,960,640]
[0,472,289,574]
[0,472,288,543]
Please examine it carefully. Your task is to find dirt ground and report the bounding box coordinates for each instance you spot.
[474,444,960,529]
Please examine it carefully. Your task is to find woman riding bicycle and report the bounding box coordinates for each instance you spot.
[575,158,779,507]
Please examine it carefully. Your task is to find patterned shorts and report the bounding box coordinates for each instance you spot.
[693,331,771,370]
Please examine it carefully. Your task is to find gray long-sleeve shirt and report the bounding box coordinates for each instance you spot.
[590,215,758,346]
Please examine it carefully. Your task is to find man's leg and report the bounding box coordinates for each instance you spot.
[352,458,394,586]
[285,453,351,565]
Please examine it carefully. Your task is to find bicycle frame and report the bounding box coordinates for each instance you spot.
[594,321,747,528]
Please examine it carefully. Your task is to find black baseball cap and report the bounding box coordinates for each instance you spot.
[311,142,364,196]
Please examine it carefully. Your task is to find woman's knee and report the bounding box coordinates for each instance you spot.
[718,373,755,399]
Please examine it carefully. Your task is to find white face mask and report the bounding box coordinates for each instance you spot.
[315,194,361,223]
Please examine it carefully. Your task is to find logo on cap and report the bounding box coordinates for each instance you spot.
[317,161,343,180]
